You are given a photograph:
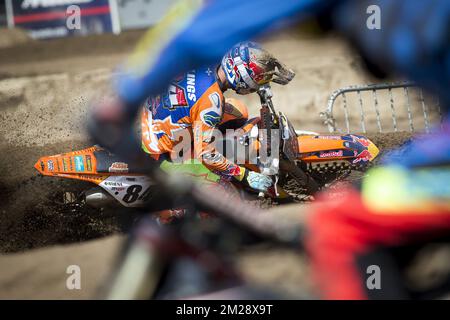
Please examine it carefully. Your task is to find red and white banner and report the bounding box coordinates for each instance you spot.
[5,0,121,39]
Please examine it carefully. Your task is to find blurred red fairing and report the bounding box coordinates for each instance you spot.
[306,188,450,299]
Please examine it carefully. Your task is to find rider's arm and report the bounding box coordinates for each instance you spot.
[189,91,246,181]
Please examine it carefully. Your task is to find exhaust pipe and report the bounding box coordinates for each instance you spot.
[84,187,119,208]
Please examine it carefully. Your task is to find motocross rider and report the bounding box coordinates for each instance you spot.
[140,41,294,193]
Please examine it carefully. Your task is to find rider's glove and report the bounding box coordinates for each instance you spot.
[237,168,273,193]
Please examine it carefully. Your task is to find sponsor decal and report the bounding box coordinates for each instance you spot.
[58,173,105,181]
[353,149,372,164]
[68,157,74,171]
[186,71,196,102]
[315,135,342,140]
[227,165,242,177]
[40,161,45,171]
[108,162,129,173]
[111,186,126,192]
[166,83,188,109]
[203,111,221,127]
[200,93,222,127]
[62,158,69,172]
[224,56,237,85]
[319,150,343,158]
[104,181,123,187]
[85,155,92,171]
[47,159,54,171]
[56,159,61,172]
[74,155,84,172]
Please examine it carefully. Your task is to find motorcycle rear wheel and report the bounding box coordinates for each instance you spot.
[280,160,320,195]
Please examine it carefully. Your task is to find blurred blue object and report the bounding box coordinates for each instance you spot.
[117,0,449,109]
[382,119,450,167]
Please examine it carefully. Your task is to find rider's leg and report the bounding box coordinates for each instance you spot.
[155,160,241,224]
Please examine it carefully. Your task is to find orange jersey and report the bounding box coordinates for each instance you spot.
[141,67,243,179]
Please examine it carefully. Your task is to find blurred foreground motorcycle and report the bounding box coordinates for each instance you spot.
[102,171,450,300]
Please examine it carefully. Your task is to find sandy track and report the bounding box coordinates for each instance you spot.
[0,235,124,299]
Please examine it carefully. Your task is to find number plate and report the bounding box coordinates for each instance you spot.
[99,175,154,207]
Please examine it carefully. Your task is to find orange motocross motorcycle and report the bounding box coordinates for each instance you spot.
[34,85,379,208]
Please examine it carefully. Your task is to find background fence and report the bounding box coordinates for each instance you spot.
[320,82,443,134]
